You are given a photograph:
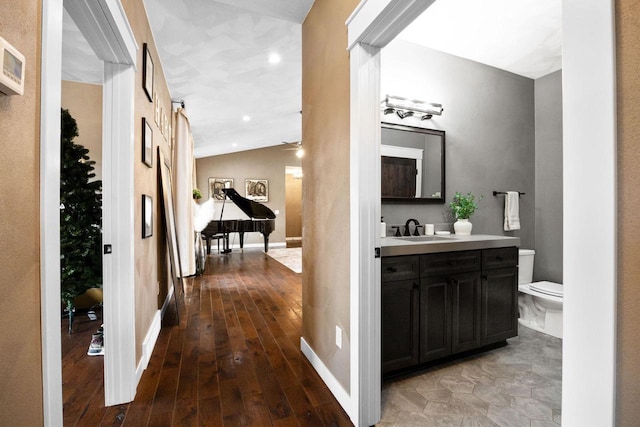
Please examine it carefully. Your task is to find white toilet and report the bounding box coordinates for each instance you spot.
[518,249,563,339]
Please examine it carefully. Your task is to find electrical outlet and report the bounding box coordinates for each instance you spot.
[335,325,342,349]
[274,209,280,215]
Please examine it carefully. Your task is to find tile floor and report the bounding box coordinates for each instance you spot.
[379,327,562,427]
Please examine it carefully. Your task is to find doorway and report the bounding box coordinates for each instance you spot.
[41,1,138,424]
[347,1,617,426]
[285,166,303,248]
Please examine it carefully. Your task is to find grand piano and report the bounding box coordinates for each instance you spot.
[201,188,276,254]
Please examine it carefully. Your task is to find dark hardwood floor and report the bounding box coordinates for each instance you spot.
[63,249,352,426]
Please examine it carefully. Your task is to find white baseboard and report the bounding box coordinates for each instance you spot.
[300,337,353,422]
[135,310,161,385]
[224,241,286,250]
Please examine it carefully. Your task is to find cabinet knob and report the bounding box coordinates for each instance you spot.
[387,266,397,273]
[496,256,504,261]
[482,274,488,280]
[413,282,419,290]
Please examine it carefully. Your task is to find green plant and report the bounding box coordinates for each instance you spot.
[60,108,102,329]
[450,192,482,219]
[193,188,203,199]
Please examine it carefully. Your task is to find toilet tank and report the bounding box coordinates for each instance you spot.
[518,249,535,285]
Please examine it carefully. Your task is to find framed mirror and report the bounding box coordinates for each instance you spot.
[381,122,445,203]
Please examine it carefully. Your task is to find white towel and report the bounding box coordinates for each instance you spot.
[504,191,521,231]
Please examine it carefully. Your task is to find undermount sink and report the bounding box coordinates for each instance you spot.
[392,235,456,242]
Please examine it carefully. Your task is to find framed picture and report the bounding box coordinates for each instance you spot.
[142,194,153,238]
[245,179,268,202]
[142,43,154,102]
[142,117,153,167]
[209,178,234,201]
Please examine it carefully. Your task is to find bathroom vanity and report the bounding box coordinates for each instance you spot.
[381,235,520,375]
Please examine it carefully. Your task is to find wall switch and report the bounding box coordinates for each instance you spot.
[335,325,342,349]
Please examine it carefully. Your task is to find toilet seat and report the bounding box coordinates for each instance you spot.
[529,281,563,297]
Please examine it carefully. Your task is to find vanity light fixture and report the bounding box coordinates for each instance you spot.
[381,95,443,120]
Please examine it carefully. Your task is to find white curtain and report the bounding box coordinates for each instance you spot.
[173,108,196,276]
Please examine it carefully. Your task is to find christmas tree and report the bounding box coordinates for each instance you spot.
[60,108,102,332]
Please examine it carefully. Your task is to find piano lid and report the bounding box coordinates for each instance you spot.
[222,188,276,220]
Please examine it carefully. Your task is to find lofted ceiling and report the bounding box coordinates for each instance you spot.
[62,0,560,159]
[142,0,312,158]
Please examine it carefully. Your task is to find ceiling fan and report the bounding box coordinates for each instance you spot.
[281,141,304,158]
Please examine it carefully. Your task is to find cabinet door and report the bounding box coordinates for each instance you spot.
[420,277,451,363]
[451,271,482,353]
[481,266,518,345]
[382,279,420,374]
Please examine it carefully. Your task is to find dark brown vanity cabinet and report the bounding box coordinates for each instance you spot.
[381,257,420,373]
[481,247,519,345]
[382,247,518,375]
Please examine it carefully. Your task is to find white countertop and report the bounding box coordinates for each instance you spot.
[381,234,520,257]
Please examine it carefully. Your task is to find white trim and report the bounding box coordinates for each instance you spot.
[219,241,287,250]
[136,310,162,384]
[561,0,617,425]
[347,3,436,425]
[300,338,352,417]
[349,43,382,427]
[40,1,64,425]
[41,0,140,414]
[102,61,138,406]
[64,0,137,66]
[346,0,435,50]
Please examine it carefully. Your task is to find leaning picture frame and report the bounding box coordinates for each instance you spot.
[142,43,154,102]
[142,194,153,238]
[142,117,153,167]
[245,179,268,202]
[209,178,234,201]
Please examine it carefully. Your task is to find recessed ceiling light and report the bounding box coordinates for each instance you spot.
[232,143,238,147]
[242,115,251,122]
[268,53,281,64]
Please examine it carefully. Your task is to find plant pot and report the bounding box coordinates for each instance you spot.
[454,218,473,235]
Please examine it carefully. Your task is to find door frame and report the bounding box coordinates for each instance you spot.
[40,0,138,424]
[346,0,617,426]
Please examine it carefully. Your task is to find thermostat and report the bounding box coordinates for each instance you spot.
[0,36,25,96]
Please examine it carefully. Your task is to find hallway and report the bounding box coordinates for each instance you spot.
[64,249,351,426]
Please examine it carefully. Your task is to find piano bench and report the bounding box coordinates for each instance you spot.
[203,233,224,254]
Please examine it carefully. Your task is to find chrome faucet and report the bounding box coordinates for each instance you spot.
[404,218,422,236]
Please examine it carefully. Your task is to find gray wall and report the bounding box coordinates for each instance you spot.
[381,40,536,249]
[534,70,563,282]
[196,145,301,246]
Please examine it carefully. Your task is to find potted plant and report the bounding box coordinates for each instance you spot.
[193,188,203,201]
[449,191,482,235]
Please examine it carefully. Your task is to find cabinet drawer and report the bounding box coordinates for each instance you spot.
[482,247,518,270]
[382,256,420,281]
[420,250,481,277]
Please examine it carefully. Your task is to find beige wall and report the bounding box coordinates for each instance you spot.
[616,1,640,425]
[61,81,103,180]
[195,145,301,246]
[120,0,173,363]
[0,1,44,425]
[301,0,359,391]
